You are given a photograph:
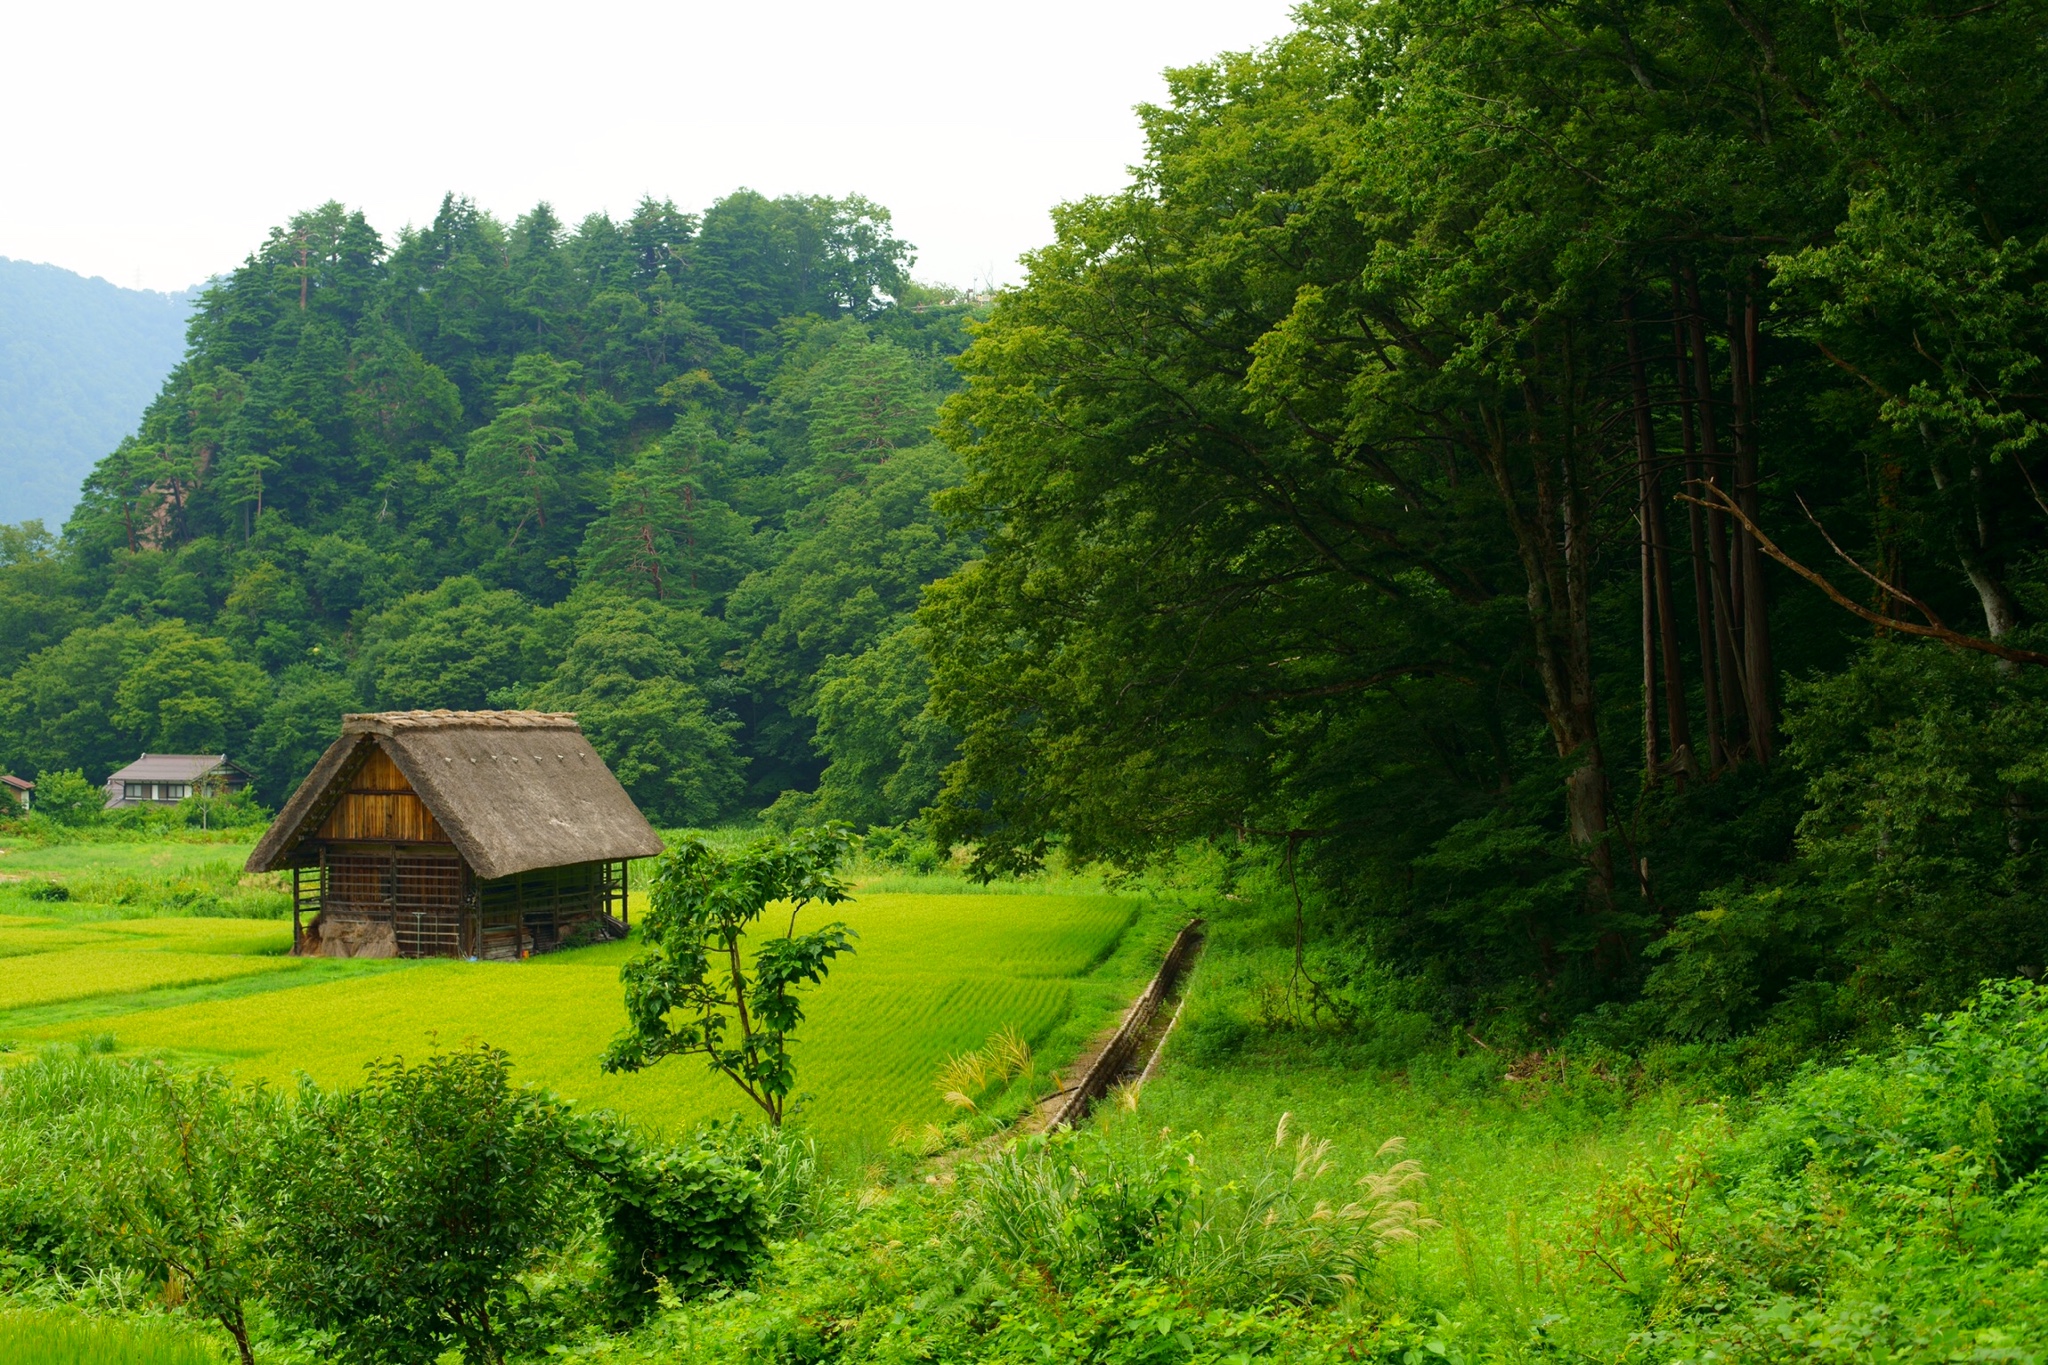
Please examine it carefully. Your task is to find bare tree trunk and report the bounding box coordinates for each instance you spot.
[1627,298,1693,781]
[1924,442,2024,643]
[1728,290,1774,762]
[1672,281,1721,771]
[1482,343,1613,910]
[1641,489,1659,783]
[1685,268,1747,764]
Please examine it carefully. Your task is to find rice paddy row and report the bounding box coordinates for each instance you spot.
[0,841,1173,1156]
[0,1309,224,1365]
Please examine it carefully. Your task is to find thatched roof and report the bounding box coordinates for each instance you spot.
[247,710,664,879]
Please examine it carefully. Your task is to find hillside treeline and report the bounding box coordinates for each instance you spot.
[924,0,2048,1049]
[0,191,979,826]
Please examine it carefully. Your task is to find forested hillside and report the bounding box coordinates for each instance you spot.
[0,259,195,527]
[925,0,2048,1054]
[0,192,981,826]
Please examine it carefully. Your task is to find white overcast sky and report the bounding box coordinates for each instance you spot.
[1,0,1301,295]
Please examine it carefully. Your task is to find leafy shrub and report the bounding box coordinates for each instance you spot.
[1613,979,2048,1362]
[29,771,102,828]
[707,1119,843,1240]
[170,786,269,830]
[567,1114,767,1315]
[1645,645,2048,1045]
[0,1048,274,1364]
[860,822,944,874]
[260,1044,582,1365]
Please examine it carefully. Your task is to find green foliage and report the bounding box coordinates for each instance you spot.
[566,1114,767,1314]
[1618,980,2048,1362]
[350,575,549,711]
[111,625,269,755]
[805,621,954,829]
[578,412,757,608]
[29,770,102,828]
[920,0,2048,1038]
[247,664,357,799]
[0,1049,274,1362]
[728,440,972,801]
[4,186,976,826]
[260,1043,580,1365]
[604,825,857,1124]
[1642,642,2048,1044]
[522,593,745,825]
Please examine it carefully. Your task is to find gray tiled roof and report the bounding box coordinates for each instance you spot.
[105,754,234,783]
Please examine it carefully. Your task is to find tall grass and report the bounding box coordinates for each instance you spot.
[954,1115,1435,1307]
[0,1311,225,1364]
[0,842,286,922]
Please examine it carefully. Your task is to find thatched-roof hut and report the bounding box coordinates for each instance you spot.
[247,710,664,960]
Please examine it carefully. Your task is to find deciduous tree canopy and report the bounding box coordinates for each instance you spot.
[925,0,2048,1039]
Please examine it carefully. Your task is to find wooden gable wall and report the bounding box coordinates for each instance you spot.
[316,744,450,844]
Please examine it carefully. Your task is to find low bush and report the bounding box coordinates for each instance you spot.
[0,1049,272,1363]
[25,772,102,829]
[567,1113,768,1316]
[260,1045,585,1364]
[0,1042,785,1364]
[1545,979,2048,1363]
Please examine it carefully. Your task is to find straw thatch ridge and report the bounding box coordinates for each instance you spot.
[345,709,581,733]
[246,711,664,880]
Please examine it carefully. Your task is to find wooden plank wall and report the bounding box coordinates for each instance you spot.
[317,746,448,843]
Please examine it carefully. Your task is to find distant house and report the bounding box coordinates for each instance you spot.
[103,754,252,809]
[0,775,30,809]
[246,710,663,960]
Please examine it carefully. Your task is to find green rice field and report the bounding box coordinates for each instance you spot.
[0,1310,225,1365]
[0,841,1173,1156]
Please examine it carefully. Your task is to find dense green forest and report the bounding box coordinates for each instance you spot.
[920,0,2048,1055]
[0,191,980,828]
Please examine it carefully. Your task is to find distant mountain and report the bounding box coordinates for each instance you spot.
[0,258,198,527]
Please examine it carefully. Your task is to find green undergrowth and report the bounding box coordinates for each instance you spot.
[503,890,2048,1363]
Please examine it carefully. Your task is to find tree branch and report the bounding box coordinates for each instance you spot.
[1680,482,2048,667]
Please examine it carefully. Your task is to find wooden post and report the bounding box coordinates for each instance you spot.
[388,845,400,957]
[291,867,303,953]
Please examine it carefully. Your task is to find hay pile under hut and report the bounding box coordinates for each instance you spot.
[247,710,663,959]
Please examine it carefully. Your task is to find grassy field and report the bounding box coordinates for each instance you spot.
[0,835,287,921]
[0,839,1179,1157]
[0,1310,226,1365]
